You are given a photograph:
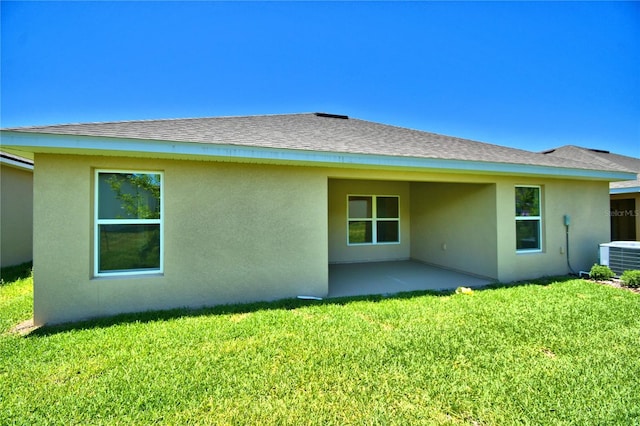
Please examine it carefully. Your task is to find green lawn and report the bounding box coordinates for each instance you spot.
[1,265,639,425]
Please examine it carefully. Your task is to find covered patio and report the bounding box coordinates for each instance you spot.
[328,260,494,298]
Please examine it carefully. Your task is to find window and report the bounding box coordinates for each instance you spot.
[515,186,542,252]
[95,171,163,276]
[348,195,399,245]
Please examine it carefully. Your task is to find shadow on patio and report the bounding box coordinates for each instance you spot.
[328,260,495,298]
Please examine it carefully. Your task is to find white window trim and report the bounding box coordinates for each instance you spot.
[515,185,542,254]
[347,194,400,246]
[94,169,164,277]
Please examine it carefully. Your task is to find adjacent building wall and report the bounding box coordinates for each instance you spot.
[610,192,639,241]
[33,154,328,325]
[0,162,33,268]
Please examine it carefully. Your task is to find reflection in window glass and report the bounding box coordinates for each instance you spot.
[516,221,540,250]
[377,197,399,218]
[98,173,161,219]
[99,224,161,272]
[347,195,399,244]
[515,186,540,217]
[515,186,542,252]
[377,221,399,243]
[348,221,373,244]
[96,171,163,275]
[348,196,372,218]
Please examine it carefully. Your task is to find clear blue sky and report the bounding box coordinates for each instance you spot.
[2,1,639,157]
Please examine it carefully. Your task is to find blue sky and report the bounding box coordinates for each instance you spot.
[2,1,639,157]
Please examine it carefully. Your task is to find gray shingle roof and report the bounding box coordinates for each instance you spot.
[543,145,640,189]
[0,113,627,172]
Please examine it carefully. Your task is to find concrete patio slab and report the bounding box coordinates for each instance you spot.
[328,260,494,298]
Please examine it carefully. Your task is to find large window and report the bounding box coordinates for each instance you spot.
[348,195,399,245]
[95,171,163,276]
[515,185,542,252]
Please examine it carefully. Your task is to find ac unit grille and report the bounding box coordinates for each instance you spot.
[608,247,640,275]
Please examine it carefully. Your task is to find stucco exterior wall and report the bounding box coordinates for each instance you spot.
[410,182,498,279]
[33,154,328,325]
[32,153,612,324]
[328,179,411,263]
[495,178,610,282]
[325,169,609,282]
[1,163,33,268]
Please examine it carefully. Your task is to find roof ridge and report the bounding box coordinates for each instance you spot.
[1,112,318,130]
[350,117,559,157]
[545,145,638,173]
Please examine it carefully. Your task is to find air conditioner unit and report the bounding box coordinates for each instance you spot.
[599,241,640,275]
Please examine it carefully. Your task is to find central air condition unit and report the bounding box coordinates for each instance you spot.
[599,241,640,275]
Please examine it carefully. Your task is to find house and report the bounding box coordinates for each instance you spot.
[0,152,33,268]
[543,146,640,241]
[0,113,634,325]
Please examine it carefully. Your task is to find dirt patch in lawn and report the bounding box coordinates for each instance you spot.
[592,279,640,294]
[10,319,40,336]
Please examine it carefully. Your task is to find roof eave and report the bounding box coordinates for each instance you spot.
[1,131,633,181]
[610,186,640,194]
[0,152,34,171]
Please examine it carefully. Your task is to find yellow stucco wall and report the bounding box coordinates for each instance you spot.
[32,153,612,324]
[0,163,33,267]
[410,182,498,279]
[325,169,609,282]
[33,154,328,325]
[495,178,611,282]
[328,179,411,263]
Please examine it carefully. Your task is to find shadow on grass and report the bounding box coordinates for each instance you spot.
[0,261,32,284]
[28,275,578,338]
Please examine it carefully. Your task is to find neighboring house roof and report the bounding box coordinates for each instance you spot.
[0,152,34,171]
[0,113,635,181]
[543,145,640,193]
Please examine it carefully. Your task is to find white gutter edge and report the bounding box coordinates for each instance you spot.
[610,186,640,194]
[1,131,635,181]
[0,154,34,171]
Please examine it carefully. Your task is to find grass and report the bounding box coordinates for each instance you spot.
[1,264,639,425]
[0,262,33,333]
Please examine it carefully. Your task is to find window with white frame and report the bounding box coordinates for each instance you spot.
[515,185,542,252]
[348,195,399,245]
[95,171,163,276]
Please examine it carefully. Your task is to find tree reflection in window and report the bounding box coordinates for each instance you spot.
[96,172,162,274]
[515,186,540,217]
[515,186,541,251]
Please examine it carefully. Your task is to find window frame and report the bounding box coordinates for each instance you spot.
[94,169,164,277]
[347,194,400,246]
[515,185,542,253]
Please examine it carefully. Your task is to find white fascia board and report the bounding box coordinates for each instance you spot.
[610,186,640,194]
[0,154,34,171]
[1,131,636,181]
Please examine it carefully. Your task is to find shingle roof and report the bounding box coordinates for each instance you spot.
[543,145,640,190]
[0,113,627,173]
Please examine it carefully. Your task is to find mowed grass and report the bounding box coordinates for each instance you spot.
[1,265,639,425]
[0,262,33,333]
